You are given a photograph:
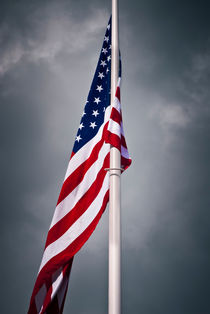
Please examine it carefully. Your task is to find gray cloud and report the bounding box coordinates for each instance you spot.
[1,0,210,313]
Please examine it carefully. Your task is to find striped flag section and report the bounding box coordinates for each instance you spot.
[105,78,131,170]
[28,17,131,314]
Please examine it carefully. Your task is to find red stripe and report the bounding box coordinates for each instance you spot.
[110,107,122,124]
[29,189,109,307]
[105,130,121,151]
[70,151,75,160]
[121,155,132,170]
[57,123,108,205]
[105,131,131,170]
[115,86,120,101]
[27,300,37,314]
[45,152,110,248]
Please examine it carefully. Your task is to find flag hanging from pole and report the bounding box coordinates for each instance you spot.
[28,16,131,314]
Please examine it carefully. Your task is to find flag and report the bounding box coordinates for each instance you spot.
[28,16,131,314]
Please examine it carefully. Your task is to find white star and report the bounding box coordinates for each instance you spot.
[90,121,97,129]
[76,135,82,142]
[86,100,89,104]
[107,55,111,62]
[107,24,110,30]
[109,44,111,50]
[104,36,109,43]
[106,68,109,73]
[102,47,108,54]
[92,110,99,117]
[100,60,107,67]
[94,97,101,104]
[82,111,86,117]
[98,72,104,79]
[96,85,103,92]
[79,122,84,130]
[103,107,106,112]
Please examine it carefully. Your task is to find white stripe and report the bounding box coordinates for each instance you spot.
[121,145,130,159]
[64,105,111,181]
[50,142,110,228]
[117,77,121,87]
[51,267,63,301]
[112,97,121,113]
[121,122,125,137]
[107,119,121,137]
[39,170,109,273]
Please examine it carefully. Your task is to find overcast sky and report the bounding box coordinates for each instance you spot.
[1,0,210,313]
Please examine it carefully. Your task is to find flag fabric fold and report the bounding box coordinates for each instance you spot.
[28,16,131,314]
[105,78,131,170]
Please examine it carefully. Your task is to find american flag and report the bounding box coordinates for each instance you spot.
[28,17,131,314]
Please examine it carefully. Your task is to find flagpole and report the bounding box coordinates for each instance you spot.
[109,0,121,314]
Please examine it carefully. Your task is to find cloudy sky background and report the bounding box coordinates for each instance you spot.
[1,0,210,313]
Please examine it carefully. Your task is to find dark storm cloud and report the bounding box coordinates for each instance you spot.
[1,1,210,313]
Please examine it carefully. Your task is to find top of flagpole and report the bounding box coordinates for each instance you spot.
[111,0,119,102]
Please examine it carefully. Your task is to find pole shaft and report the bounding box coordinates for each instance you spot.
[109,1,121,314]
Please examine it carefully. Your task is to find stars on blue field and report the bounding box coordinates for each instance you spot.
[92,110,99,117]
[72,18,112,154]
[96,85,103,92]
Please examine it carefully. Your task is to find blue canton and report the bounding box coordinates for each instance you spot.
[73,17,112,154]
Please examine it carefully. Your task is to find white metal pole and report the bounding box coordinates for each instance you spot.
[109,1,121,314]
